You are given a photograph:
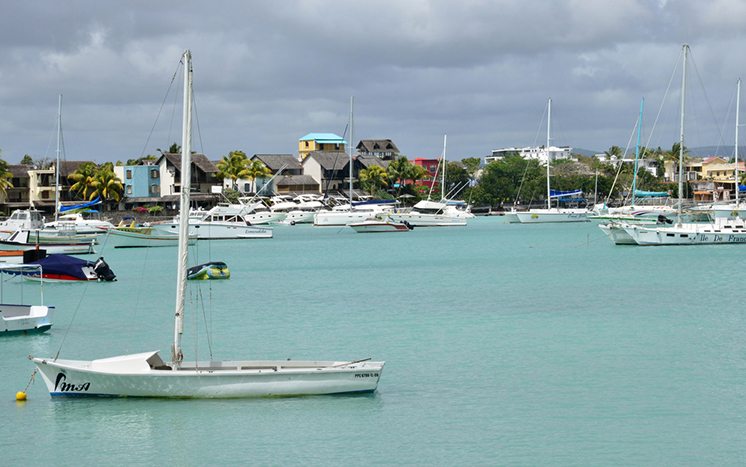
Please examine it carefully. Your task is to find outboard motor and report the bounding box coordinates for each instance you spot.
[403,220,414,230]
[93,257,117,282]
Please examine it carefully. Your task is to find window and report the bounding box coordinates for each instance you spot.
[126,170,132,179]
[126,185,132,195]
[305,141,309,148]
[150,185,160,195]
[151,169,159,179]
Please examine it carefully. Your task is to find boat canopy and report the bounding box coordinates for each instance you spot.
[634,190,668,198]
[739,185,746,193]
[31,255,95,280]
[549,189,583,198]
[59,197,101,213]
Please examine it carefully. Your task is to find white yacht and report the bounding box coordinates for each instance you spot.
[389,200,469,227]
[151,204,272,239]
[314,201,396,226]
[0,209,45,239]
[44,212,115,234]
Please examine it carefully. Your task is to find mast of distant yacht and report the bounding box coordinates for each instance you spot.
[677,44,688,224]
[736,78,741,206]
[546,98,552,209]
[631,97,644,207]
[441,134,447,200]
[55,94,62,222]
[349,96,354,206]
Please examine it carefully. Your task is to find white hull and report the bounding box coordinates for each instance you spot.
[349,221,410,233]
[2,304,53,334]
[281,210,316,225]
[152,221,272,239]
[314,210,381,226]
[244,211,286,225]
[387,213,466,227]
[32,352,383,398]
[514,209,589,223]
[598,223,637,245]
[623,220,746,245]
[105,229,196,248]
[0,241,94,255]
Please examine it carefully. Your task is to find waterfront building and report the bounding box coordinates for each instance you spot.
[249,154,318,194]
[2,165,32,212]
[114,164,161,198]
[298,133,347,161]
[356,139,400,160]
[301,152,350,193]
[156,152,218,196]
[485,145,573,164]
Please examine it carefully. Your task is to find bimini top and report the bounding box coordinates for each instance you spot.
[634,190,669,198]
[299,133,347,144]
[549,189,583,198]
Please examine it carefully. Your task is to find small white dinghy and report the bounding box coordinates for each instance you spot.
[1,264,53,334]
[31,50,383,398]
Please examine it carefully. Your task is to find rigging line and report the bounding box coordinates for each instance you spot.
[197,283,214,359]
[717,85,736,158]
[138,58,182,159]
[192,84,206,156]
[688,49,727,151]
[52,276,95,361]
[644,52,680,152]
[606,116,640,204]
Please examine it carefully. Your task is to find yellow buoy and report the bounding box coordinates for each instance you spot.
[15,391,27,401]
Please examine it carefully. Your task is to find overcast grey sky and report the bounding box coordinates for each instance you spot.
[1,0,745,164]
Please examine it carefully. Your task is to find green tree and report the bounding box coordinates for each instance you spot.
[90,168,124,206]
[216,150,250,190]
[461,157,481,179]
[20,154,34,165]
[0,159,14,199]
[359,165,389,194]
[157,143,181,154]
[445,161,470,196]
[68,162,99,200]
[243,160,273,194]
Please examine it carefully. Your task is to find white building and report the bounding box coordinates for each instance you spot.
[485,146,573,165]
[595,154,658,177]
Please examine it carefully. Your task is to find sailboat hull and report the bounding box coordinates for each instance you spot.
[32,354,384,398]
[623,223,746,246]
[514,209,589,223]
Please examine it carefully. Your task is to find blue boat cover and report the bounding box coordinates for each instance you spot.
[634,190,668,198]
[549,189,583,198]
[740,185,746,193]
[31,255,93,280]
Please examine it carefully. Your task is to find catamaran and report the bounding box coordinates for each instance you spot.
[31,50,383,398]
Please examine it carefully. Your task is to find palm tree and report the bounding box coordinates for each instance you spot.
[386,156,410,194]
[242,160,272,194]
[216,151,249,190]
[359,165,389,194]
[90,168,124,206]
[0,159,13,201]
[604,145,623,160]
[68,162,99,200]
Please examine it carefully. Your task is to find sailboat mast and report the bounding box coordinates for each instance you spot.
[736,78,741,205]
[442,134,447,200]
[349,96,354,205]
[677,44,688,222]
[55,94,62,222]
[546,98,552,209]
[172,49,193,367]
[631,97,644,207]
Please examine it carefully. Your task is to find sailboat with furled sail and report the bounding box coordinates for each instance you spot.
[30,50,384,398]
[621,45,746,245]
[513,98,589,223]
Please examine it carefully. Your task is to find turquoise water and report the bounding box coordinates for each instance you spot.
[3,217,746,465]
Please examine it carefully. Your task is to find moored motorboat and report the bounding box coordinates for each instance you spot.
[1,264,54,334]
[9,255,117,282]
[103,228,196,248]
[349,218,412,233]
[0,230,95,255]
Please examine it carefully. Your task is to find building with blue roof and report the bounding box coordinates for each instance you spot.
[298,133,347,160]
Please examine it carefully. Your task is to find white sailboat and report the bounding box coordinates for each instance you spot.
[599,98,675,244]
[621,45,746,246]
[513,99,589,223]
[388,135,471,227]
[31,50,383,398]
